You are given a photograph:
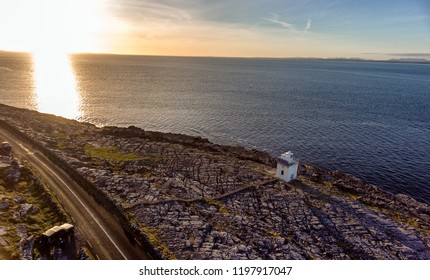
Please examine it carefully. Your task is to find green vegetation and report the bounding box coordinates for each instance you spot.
[55,142,65,150]
[54,132,68,139]
[205,199,228,214]
[368,205,430,235]
[81,247,95,260]
[140,226,175,260]
[85,144,142,161]
[0,166,67,259]
[124,209,137,223]
[264,229,280,238]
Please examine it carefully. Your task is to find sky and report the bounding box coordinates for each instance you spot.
[0,0,429,59]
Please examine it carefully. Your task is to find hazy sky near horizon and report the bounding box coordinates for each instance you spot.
[1,0,429,59]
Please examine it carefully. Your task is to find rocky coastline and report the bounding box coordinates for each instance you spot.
[1,103,429,259]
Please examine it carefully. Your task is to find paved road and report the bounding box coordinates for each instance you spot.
[0,126,151,260]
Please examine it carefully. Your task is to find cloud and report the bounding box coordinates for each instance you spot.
[264,15,296,31]
[305,19,312,31]
[101,1,337,57]
[363,52,430,58]
[111,0,192,23]
[264,15,312,33]
[388,53,430,58]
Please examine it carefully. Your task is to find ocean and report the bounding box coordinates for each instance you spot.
[1,51,430,204]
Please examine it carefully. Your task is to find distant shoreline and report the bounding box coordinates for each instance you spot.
[2,49,429,65]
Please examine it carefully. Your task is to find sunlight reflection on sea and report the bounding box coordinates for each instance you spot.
[32,51,81,119]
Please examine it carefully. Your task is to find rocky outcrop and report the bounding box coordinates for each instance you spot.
[0,226,8,247]
[16,226,33,260]
[0,152,77,259]
[1,103,429,259]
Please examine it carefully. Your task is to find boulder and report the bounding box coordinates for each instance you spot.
[0,203,10,211]
[0,237,8,246]
[20,235,34,260]
[13,203,35,218]
[14,196,26,203]
[0,226,7,236]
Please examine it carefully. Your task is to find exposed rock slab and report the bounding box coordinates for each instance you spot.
[1,103,429,259]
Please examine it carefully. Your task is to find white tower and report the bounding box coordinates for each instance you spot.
[276,151,298,182]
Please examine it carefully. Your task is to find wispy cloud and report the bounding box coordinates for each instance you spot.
[264,15,296,30]
[389,53,430,57]
[305,19,312,31]
[94,0,429,58]
[264,15,312,32]
[111,0,192,23]
[363,52,430,58]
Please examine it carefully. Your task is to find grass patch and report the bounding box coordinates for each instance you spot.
[205,199,228,214]
[124,210,137,224]
[81,246,95,260]
[85,144,142,161]
[0,165,68,259]
[141,226,175,260]
[264,229,280,238]
[55,142,65,150]
[368,205,430,235]
[54,132,68,139]
[341,191,360,200]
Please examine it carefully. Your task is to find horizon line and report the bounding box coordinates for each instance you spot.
[1,49,429,64]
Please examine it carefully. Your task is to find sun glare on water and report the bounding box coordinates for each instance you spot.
[32,51,81,119]
[23,0,105,119]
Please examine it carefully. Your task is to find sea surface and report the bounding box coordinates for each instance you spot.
[1,51,430,204]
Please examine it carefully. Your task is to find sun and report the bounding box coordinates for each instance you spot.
[0,0,104,54]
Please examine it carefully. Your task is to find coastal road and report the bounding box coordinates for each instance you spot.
[0,126,151,260]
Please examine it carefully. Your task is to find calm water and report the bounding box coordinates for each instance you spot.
[1,52,430,204]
